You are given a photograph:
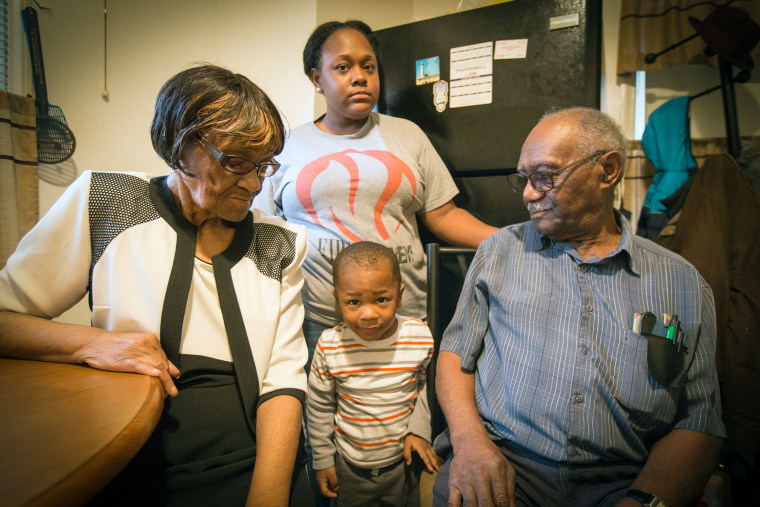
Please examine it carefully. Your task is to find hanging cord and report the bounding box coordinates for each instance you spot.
[101,0,109,100]
[645,33,699,64]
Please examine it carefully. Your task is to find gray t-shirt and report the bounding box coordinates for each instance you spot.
[256,112,459,325]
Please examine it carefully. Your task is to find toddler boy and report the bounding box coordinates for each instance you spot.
[307,241,441,506]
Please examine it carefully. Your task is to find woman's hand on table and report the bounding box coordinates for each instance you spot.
[79,331,180,396]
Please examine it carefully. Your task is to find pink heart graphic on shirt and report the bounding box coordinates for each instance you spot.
[295,149,417,242]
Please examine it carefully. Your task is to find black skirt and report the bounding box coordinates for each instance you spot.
[88,355,256,507]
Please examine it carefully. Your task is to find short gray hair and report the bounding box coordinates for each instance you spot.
[540,107,627,174]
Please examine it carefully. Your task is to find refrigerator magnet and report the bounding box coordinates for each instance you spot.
[433,80,448,112]
[416,56,440,85]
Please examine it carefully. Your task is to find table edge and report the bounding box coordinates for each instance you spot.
[25,375,164,507]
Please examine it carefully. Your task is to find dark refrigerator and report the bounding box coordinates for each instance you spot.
[374,0,603,436]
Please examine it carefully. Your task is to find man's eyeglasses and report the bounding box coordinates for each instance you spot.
[196,135,280,178]
[508,150,608,193]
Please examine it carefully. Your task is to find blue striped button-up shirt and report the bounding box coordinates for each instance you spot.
[441,214,725,464]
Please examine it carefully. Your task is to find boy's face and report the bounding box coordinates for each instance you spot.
[333,261,404,342]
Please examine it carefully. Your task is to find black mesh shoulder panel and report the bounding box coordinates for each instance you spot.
[89,172,160,271]
[246,223,297,282]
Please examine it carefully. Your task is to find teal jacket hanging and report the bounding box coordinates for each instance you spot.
[641,96,698,213]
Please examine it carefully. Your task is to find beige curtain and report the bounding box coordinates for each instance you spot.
[618,0,760,75]
[0,92,38,269]
[621,136,760,227]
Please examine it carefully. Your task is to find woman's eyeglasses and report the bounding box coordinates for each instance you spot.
[196,135,280,178]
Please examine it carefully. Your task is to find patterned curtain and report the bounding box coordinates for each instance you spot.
[0,92,38,268]
[618,0,760,75]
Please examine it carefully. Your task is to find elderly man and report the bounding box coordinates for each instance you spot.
[432,107,725,507]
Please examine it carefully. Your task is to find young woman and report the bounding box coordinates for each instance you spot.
[257,20,497,356]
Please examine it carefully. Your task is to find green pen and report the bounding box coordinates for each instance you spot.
[666,314,680,342]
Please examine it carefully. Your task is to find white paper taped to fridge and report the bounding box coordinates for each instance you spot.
[450,41,493,80]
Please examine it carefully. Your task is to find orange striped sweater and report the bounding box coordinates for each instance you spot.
[307,315,435,469]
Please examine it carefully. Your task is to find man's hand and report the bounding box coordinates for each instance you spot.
[316,466,339,499]
[447,434,515,507]
[404,433,443,472]
[79,331,180,396]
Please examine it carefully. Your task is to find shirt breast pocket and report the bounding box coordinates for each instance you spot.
[617,328,679,428]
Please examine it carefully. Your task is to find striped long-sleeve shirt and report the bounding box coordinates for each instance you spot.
[307,316,434,469]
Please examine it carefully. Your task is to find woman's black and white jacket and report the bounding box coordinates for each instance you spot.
[0,171,308,406]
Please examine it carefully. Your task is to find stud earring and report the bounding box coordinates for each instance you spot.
[316,87,322,93]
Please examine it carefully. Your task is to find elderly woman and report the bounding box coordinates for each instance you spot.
[0,65,310,506]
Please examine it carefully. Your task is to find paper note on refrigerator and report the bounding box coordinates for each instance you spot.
[450,41,493,108]
[495,39,528,59]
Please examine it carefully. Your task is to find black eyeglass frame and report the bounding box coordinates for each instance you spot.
[196,135,280,178]
[508,150,609,193]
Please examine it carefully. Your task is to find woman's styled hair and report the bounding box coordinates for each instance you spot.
[150,64,285,174]
[302,19,381,76]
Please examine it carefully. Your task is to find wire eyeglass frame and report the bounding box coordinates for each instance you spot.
[508,150,608,193]
[196,135,280,178]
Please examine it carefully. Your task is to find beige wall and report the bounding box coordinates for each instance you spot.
[11,0,318,324]
[12,0,318,176]
[8,0,759,325]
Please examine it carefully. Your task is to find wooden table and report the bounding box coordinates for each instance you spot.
[0,358,163,507]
